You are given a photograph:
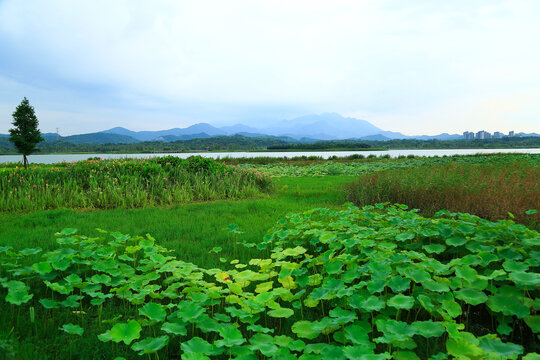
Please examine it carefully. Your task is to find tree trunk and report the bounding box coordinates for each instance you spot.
[23,154,28,169]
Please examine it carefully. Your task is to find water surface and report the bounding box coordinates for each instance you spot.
[1,148,539,164]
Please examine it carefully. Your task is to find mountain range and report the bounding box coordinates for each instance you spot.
[2,113,537,144]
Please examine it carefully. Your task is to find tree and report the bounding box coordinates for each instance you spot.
[9,97,44,169]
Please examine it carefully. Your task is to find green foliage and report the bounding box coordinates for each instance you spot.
[0,204,538,358]
[8,97,44,167]
[241,153,540,178]
[345,154,540,227]
[0,156,273,212]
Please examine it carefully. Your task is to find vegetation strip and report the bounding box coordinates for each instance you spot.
[0,204,539,359]
[0,156,272,212]
[345,156,540,228]
[239,153,540,177]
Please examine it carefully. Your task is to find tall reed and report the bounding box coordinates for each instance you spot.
[0,156,273,212]
[345,159,539,227]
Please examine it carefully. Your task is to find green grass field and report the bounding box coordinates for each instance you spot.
[0,176,353,268]
[1,154,539,359]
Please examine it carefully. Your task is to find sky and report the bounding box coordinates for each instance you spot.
[1,0,539,136]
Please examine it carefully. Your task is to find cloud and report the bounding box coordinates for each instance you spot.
[0,0,539,134]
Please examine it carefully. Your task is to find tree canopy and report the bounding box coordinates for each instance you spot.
[9,97,44,168]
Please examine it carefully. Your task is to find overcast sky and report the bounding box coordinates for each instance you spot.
[1,0,539,135]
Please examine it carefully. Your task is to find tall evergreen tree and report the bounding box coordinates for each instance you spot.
[9,97,44,169]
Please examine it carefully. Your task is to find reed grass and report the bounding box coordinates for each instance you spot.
[0,156,272,212]
[345,159,540,227]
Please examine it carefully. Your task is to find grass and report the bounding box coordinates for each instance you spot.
[0,176,354,359]
[344,158,540,228]
[1,154,539,359]
[0,176,353,268]
[1,203,538,359]
[0,156,272,212]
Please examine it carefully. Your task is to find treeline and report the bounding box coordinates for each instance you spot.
[0,135,289,154]
[362,136,540,149]
[1,135,539,155]
[268,140,371,150]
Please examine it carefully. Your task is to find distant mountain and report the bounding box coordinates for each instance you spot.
[259,113,393,140]
[42,133,62,141]
[102,123,225,141]
[220,124,261,135]
[408,133,463,140]
[154,133,212,142]
[359,134,392,141]
[63,132,139,145]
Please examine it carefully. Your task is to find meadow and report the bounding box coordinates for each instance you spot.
[0,154,538,359]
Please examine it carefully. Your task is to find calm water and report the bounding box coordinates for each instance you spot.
[1,148,539,164]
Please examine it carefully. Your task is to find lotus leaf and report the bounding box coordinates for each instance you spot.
[412,321,445,338]
[217,326,245,347]
[454,288,488,306]
[60,228,77,236]
[5,289,33,305]
[487,294,529,318]
[181,337,222,355]
[396,232,415,242]
[19,247,42,256]
[60,323,83,336]
[161,320,188,335]
[325,260,343,274]
[329,307,357,324]
[50,258,71,271]
[393,351,421,360]
[503,260,529,272]
[422,280,449,293]
[362,296,386,312]
[388,276,411,293]
[509,271,540,287]
[454,266,477,282]
[249,334,278,356]
[292,321,321,340]
[110,320,142,345]
[267,307,294,318]
[131,335,169,355]
[61,295,82,308]
[524,315,540,333]
[32,261,53,275]
[441,300,462,318]
[387,294,415,310]
[176,301,205,322]
[478,338,523,357]
[39,298,59,309]
[446,333,483,358]
[445,236,468,247]
[282,246,307,257]
[138,302,167,322]
[405,268,430,283]
[344,324,371,345]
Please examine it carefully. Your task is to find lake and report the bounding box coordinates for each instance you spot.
[1,148,540,164]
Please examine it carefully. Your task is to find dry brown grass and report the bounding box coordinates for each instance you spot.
[345,160,540,227]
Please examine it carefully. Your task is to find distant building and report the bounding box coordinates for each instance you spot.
[476,130,491,139]
[493,131,503,139]
[463,131,475,139]
[509,131,515,137]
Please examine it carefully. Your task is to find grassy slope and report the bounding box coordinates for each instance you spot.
[0,176,353,269]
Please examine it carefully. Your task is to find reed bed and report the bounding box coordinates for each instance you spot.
[345,158,540,227]
[0,156,272,212]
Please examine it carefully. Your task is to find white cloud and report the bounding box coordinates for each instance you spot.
[0,0,539,134]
